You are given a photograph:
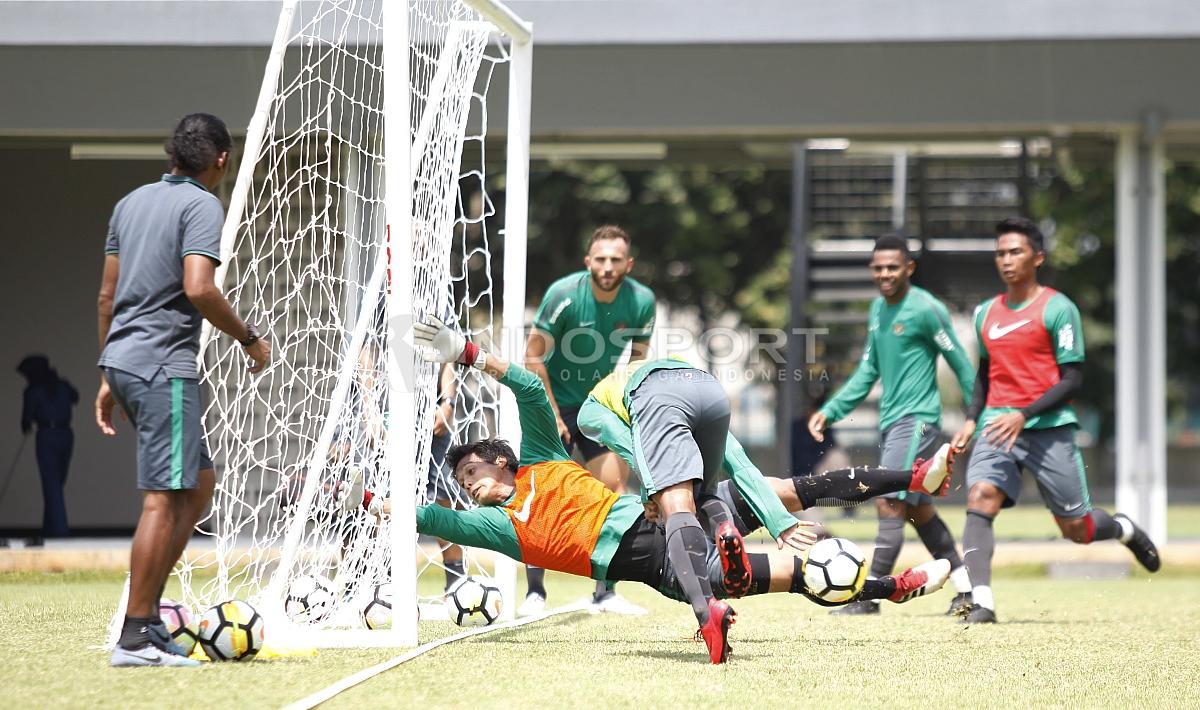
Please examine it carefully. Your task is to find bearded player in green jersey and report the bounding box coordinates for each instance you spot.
[521,225,657,616]
[809,235,977,616]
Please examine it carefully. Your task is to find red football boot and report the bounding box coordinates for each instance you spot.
[888,559,950,603]
[695,598,737,664]
[715,521,752,598]
[909,443,955,497]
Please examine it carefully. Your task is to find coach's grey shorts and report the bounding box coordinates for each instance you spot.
[879,415,942,506]
[629,368,731,498]
[966,424,1091,518]
[104,367,213,491]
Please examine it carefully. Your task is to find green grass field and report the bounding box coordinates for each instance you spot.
[3,569,1198,709]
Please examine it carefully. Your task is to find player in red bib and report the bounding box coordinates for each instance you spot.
[950,217,1160,624]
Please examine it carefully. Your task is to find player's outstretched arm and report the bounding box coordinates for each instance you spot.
[812,329,880,441]
[722,433,815,551]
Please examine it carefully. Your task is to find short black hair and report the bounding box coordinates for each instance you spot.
[165,112,233,174]
[446,439,518,477]
[872,234,912,261]
[995,216,1045,254]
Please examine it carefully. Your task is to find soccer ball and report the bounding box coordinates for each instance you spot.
[361,582,393,630]
[803,537,868,603]
[443,576,503,627]
[285,573,336,623]
[196,600,266,662]
[158,598,198,656]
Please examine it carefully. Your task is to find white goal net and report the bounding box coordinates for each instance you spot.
[124,0,532,648]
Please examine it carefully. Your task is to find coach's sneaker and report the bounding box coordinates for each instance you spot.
[590,592,649,616]
[517,592,546,617]
[1114,513,1161,572]
[715,521,752,598]
[695,598,736,664]
[945,591,973,616]
[910,443,954,497]
[889,559,950,603]
[957,603,997,625]
[148,621,191,657]
[829,599,880,616]
[110,643,200,668]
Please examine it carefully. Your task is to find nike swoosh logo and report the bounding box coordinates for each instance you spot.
[988,319,1032,340]
[1062,502,1082,511]
[122,647,162,662]
[513,472,536,523]
[579,321,595,327]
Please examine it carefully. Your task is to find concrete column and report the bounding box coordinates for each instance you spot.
[1114,113,1167,544]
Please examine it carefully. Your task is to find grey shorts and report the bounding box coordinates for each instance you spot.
[966,425,1091,518]
[879,416,941,506]
[425,432,465,503]
[104,367,212,491]
[629,369,730,498]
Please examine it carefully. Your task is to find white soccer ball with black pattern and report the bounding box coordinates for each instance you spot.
[285,573,336,623]
[196,599,266,661]
[158,598,198,656]
[803,537,867,603]
[361,582,394,630]
[443,576,503,627]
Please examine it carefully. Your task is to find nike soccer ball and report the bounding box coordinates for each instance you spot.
[361,582,393,630]
[444,576,503,627]
[285,573,336,623]
[196,600,266,661]
[158,598,198,656]
[803,537,868,603]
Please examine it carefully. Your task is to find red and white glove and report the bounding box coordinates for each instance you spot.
[412,316,486,369]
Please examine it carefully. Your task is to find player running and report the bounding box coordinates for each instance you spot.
[951,217,1161,625]
[807,234,976,616]
[521,225,656,616]
[354,317,953,663]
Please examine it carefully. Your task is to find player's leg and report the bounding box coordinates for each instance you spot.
[907,501,973,613]
[1029,427,1161,572]
[959,434,1021,624]
[721,550,950,606]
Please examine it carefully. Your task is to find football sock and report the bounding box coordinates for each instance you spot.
[697,494,734,535]
[858,577,896,601]
[949,565,972,594]
[868,517,906,579]
[792,466,910,510]
[525,566,546,598]
[443,559,465,591]
[746,553,772,596]
[972,585,995,611]
[118,615,156,650]
[593,579,615,602]
[915,515,964,568]
[1115,515,1135,543]
[788,557,807,596]
[963,509,996,605]
[1085,509,1121,542]
[665,512,714,624]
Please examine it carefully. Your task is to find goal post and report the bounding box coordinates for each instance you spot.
[132,0,536,651]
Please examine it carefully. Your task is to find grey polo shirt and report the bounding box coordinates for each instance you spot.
[98,174,224,380]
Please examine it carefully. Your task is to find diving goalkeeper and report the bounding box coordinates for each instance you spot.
[347,318,951,664]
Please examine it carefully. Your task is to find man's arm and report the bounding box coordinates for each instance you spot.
[577,397,637,470]
[927,301,975,405]
[810,329,879,439]
[722,433,803,542]
[524,328,569,441]
[417,504,522,562]
[182,255,271,372]
[97,254,119,354]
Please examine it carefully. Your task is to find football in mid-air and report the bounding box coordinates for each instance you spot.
[361,582,393,630]
[285,573,337,623]
[443,576,503,627]
[196,600,266,661]
[158,598,199,656]
[803,537,868,603]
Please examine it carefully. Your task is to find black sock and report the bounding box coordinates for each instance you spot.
[722,482,761,535]
[792,467,911,509]
[746,553,771,597]
[915,515,963,568]
[593,579,615,602]
[858,577,896,601]
[868,517,906,578]
[1088,509,1121,542]
[118,615,156,650]
[962,509,995,589]
[665,512,714,624]
[697,494,733,536]
[444,559,465,591]
[525,566,546,598]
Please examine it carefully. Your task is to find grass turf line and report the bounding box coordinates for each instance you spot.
[3,570,1198,708]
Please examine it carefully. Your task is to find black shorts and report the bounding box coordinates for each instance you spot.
[559,404,609,462]
[605,515,666,587]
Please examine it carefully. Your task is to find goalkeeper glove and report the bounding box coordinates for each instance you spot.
[412,316,486,369]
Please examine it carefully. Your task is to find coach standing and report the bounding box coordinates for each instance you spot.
[97,114,271,667]
[519,225,656,616]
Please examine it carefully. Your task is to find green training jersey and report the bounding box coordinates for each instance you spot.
[533,271,656,409]
[821,285,975,431]
[415,365,642,580]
